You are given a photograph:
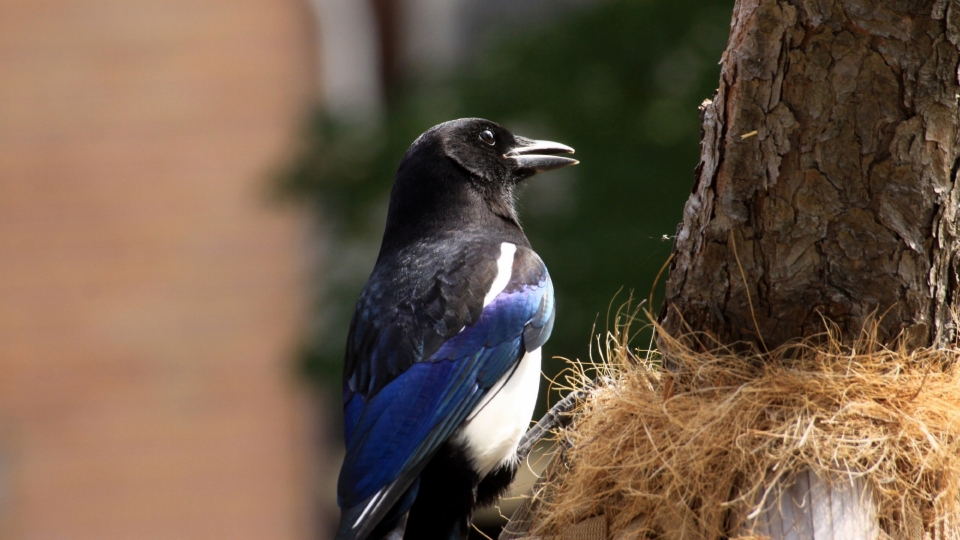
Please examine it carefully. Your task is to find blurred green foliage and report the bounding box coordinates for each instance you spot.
[279,0,733,408]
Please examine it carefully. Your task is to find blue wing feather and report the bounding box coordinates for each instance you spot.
[337,246,555,539]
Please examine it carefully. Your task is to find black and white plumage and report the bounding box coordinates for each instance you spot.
[336,118,578,540]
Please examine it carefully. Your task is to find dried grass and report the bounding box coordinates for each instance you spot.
[527,308,960,539]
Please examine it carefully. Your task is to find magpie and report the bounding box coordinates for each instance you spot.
[335,118,577,540]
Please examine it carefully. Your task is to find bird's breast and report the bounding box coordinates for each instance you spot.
[451,347,542,477]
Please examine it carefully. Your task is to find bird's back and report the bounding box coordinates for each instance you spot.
[343,232,524,401]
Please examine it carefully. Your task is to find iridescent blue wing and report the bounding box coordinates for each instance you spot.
[335,245,554,540]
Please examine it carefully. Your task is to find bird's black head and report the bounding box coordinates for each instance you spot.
[381,118,577,250]
[436,118,578,190]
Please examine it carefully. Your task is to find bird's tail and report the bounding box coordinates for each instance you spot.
[334,479,419,540]
[335,510,407,540]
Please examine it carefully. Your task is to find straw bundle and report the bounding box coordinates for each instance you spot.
[519,315,960,540]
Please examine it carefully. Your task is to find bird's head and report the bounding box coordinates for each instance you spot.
[387,118,578,237]
[436,117,578,186]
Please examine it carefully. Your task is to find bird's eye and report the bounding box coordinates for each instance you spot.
[479,129,496,145]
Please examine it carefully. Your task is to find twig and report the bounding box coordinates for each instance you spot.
[516,380,597,463]
[648,253,674,318]
[729,229,768,352]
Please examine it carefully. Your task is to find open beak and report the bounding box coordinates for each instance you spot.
[506,137,578,174]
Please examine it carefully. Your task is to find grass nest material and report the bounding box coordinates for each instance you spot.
[523,311,960,540]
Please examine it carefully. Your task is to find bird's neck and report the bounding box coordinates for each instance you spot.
[378,160,526,255]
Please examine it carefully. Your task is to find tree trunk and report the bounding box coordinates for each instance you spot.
[660,0,960,351]
[659,0,960,538]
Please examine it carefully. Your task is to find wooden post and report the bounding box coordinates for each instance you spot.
[746,471,878,539]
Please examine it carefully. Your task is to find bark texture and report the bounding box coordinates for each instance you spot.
[660,0,960,349]
[501,3,960,538]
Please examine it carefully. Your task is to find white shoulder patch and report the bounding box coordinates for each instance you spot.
[483,242,517,307]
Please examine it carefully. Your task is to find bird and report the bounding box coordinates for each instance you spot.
[335,118,578,540]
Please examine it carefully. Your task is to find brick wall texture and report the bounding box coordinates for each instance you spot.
[0,0,317,538]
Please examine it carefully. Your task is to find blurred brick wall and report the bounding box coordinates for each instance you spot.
[0,1,318,538]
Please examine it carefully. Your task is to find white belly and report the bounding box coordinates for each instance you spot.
[453,348,542,477]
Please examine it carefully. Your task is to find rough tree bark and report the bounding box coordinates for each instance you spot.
[658,0,960,538]
[660,0,960,351]
[500,2,960,539]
